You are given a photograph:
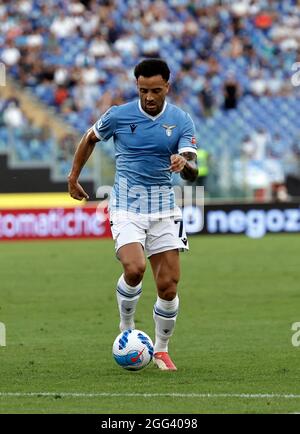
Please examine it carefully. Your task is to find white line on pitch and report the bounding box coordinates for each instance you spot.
[1,392,300,399]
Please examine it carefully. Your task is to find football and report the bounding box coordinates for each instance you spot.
[112,329,154,371]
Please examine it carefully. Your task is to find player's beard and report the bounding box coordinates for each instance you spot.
[143,100,164,116]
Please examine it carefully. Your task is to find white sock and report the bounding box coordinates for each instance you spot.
[116,274,142,331]
[153,295,179,353]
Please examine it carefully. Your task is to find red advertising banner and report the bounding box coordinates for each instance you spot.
[0,207,112,241]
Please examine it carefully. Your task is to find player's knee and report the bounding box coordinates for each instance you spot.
[123,261,146,286]
[157,276,178,301]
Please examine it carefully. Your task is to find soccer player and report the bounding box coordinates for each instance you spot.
[68,59,198,370]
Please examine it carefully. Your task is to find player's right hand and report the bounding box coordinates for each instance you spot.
[68,177,89,201]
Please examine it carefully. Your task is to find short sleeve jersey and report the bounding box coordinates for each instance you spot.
[93,100,197,215]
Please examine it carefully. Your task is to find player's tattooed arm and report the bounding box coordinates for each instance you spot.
[169,152,198,182]
[68,128,99,200]
[180,152,198,182]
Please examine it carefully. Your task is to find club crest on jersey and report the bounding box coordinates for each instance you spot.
[162,124,176,137]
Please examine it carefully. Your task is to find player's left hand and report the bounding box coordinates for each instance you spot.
[169,154,187,173]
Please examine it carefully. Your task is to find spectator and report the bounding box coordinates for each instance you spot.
[265,148,288,202]
[50,11,78,39]
[251,128,271,162]
[54,85,69,107]
[250,70,268,96]
[2,99,26,128]
[284,143,300,198]
[223,73,241,110]
[1,40,20,66]
[241,135,256,160]
[89,34,111,59]
[199,79,215,117]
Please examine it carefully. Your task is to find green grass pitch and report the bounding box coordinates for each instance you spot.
[0,234,300,414]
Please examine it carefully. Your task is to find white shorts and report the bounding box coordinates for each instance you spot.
[109,210,189,258]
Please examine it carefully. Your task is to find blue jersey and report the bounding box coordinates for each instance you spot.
[93,100,197,215]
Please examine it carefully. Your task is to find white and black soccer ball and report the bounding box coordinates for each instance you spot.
[112,329,154,371]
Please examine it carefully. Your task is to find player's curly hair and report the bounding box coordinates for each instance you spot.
[134,58,170,82]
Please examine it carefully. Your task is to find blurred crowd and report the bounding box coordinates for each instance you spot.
[238,127,300,200]
[0,96,79,170]
[0,0,300,196]
[1,0,299,130]
[0,96,54,161]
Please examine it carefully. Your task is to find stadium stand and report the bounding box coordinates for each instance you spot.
[0,0,299,198]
